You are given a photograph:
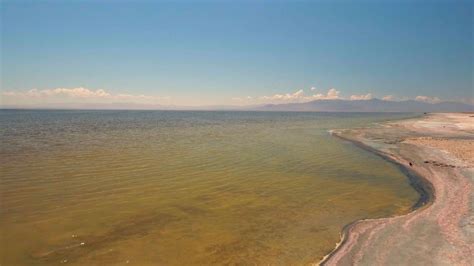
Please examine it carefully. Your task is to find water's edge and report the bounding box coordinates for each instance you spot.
[318,131,436,265]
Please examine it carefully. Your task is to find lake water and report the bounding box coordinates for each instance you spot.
[0,110,420,265]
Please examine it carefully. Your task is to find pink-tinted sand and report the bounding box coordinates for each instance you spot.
[320,113,474,265]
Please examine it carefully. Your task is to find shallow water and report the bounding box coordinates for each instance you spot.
[0,110,420,265]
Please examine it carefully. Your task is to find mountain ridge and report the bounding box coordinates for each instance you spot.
[256,98,473,112]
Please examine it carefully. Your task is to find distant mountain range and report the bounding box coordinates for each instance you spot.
[2,98,473,112]
[255,99,474,112]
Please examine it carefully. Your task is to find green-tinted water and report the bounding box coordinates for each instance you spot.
[1,110,419,265]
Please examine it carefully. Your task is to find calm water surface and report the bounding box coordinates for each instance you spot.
[0,110,420,265]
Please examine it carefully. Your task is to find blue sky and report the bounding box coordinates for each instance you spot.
[1,0,472,106]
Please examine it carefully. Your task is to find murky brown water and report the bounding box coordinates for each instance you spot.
[0,110,419,265]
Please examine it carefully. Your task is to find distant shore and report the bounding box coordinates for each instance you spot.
[320,113,474,265]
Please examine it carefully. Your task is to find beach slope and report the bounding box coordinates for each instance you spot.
[321,113,474,265]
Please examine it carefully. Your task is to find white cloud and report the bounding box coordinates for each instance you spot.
[415,95,441,104]
[382,95,395,101]
[236,90,469,108]
[307,88,341,100]
[11,87,112,98]
[326,88,341,99]
[259,89,306,102]
[1,87,169,106]
[234,88,341,104]
[350,93,372,100]
[257,87,340,102]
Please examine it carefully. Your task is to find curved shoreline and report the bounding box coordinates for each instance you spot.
[319,132,435,265]
[319,113,474,265]
[332,132,435,210]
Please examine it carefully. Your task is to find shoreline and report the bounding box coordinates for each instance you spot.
[319,113,473,265]
[331,132,435,210]
[319,132,434,265]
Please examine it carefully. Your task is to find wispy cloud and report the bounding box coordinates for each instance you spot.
[2,86,458,108]
[232,87,455,105]
[259,89,306,102]
[1,87,170,106]
[232,87,350,104]
[257,88,341,103]
[350,93,372,100]
[415,95,441,104]
[3,88,111,98]
[382,95,395,101]
[311,88,341,100]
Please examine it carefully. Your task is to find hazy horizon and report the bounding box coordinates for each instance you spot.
[1,97,472,112]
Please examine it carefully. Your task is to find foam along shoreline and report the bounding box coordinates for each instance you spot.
[320,113,474,265]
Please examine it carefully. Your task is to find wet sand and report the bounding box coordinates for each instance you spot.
[321,113,474,265]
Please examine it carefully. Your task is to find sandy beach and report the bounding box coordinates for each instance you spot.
[321,113,474,265]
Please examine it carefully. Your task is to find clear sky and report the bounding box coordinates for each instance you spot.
[1,0,473,107]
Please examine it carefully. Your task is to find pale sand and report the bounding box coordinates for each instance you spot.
[320,113,474,265]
